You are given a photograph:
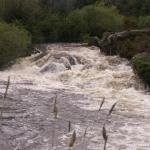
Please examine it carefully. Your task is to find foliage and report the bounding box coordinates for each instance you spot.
[0,22,31,67]
[119,39,135,59]
[101,0,150,16]
[118,35,150,59]
[62,4,123,41]
[123,16,138,30]
[61,10,88,42]
[83,4,123,36]
[132,53,150,87]
[32,13,62,43]
[138,15,150,28]
[0,0,41,24]
[0,0,148,43]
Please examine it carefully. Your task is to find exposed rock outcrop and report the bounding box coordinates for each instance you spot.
[90,29,150,59]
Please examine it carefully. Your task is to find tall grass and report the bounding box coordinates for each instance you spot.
[53,96,58,119]
[0,76,10,119]
[48,94,118,150]
[102,124,108,150]
[82,127,88,150]
[51,120,56,150]
[51,95,58,149]
[99,97,105,111]
[4,76,10,99]
[68,121,71,132]
[108,102,117,116]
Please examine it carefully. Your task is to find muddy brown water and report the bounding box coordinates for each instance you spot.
[0,44,150,150]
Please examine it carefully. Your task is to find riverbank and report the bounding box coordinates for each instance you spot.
[89,30,150,88]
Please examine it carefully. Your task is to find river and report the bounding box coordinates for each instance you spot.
[0,44,150,150]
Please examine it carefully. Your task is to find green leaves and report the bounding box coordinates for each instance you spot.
[132,53,150,87]
[138,16,150,28]
[0,22,31,67]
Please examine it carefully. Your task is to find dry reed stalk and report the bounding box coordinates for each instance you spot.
[83,127,88,138]
[102,124,108,150]
[69,130,76,147]
[51,95,58,149]
[108,102,117,116]
[53,96,58,119]
[0,111,2,118]
[4,76,10,99]
[82,127,88,150]
[51,120,56,150]
[68,121,71,132]
[99,97,105,111]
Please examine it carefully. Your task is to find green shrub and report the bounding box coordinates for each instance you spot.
[132,53,150,87]
[61,10,88,42]
[32,13,62,43]
[138,16,150,28]
[0,22,31,67]
[119,39,135,59]
[0,0,40,24]
[0,1,124,43]
[82,4,124,36]
[116,35,150,59]
[123,16,138,30]
[62,4,123,41]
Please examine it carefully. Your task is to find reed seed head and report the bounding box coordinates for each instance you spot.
[108,102,117,116]
[69,130,76,147]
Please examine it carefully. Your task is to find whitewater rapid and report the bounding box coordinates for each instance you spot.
[0,44,149,150]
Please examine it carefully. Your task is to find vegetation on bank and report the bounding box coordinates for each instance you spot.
[132,53,150,87]
[0,0,149,44]
[0,22,31,68]
[119,35,150,59]
[62,4,123,42]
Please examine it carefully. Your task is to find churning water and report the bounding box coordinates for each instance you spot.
[0,44,150,150]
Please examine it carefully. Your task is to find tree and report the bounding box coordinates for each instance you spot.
[0,22,31,67]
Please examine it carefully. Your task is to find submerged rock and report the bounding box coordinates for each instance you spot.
[59,57,71,70]
[40,62,66,73]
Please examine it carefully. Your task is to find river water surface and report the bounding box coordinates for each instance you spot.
[0,44,150,150]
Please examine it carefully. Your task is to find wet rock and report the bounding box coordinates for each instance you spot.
[59,57,71,70]
[68,56,78,65]
[90,29,150,59]
[52,52,78,66]
[40,62,66,73]
[88,36,100,47]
